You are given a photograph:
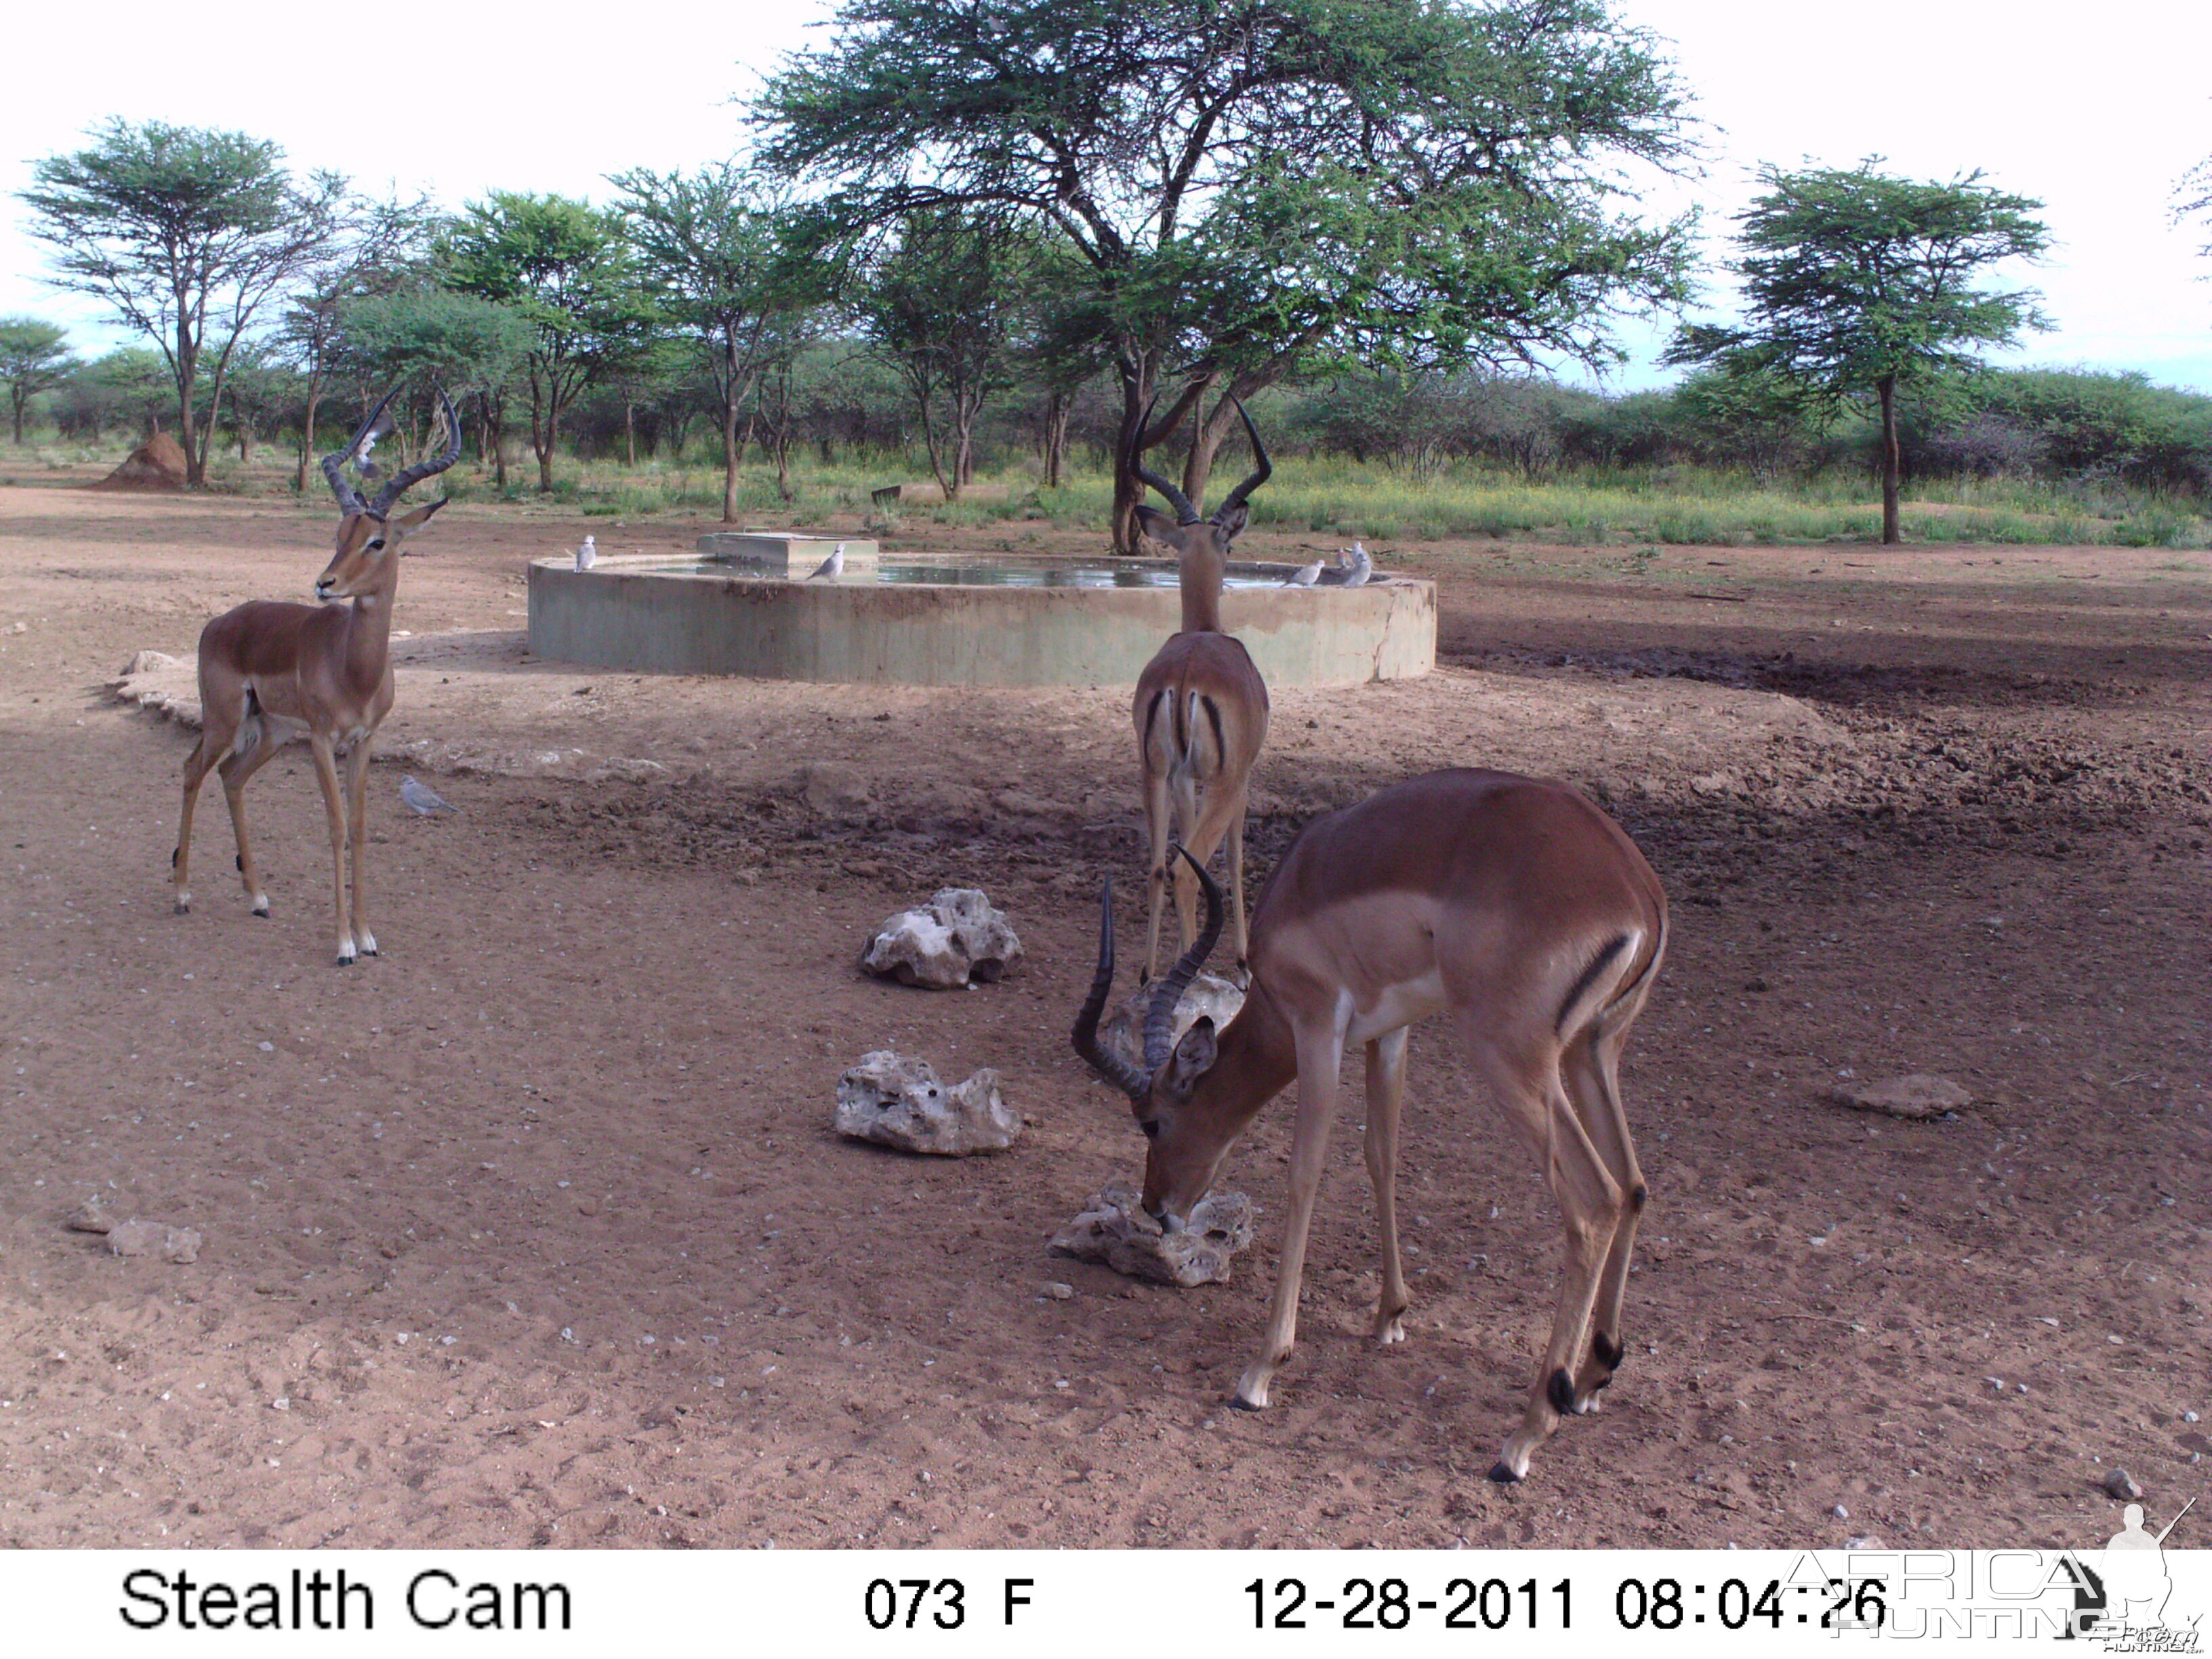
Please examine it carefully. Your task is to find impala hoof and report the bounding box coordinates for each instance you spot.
[251,901,270,918]
[1487,1460,1521,1485]
[1229,1395,1263,1412]
[173,900,190,916]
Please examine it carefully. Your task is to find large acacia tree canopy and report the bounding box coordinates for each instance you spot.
[1666,162,2051,398]
[755,0,1700,375]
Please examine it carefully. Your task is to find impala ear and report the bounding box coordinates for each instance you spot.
[1210,504,1250,542]
[390,497,448,535]
[1165,1017,1218,1100]
[1132,504,1179,548]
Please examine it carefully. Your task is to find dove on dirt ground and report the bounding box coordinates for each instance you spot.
[575,535,596,571]
[806,542,846,581]
[1283,559,1322,587]
[400,775,458,815]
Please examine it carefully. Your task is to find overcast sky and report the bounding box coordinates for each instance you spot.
[3,1,2207,392]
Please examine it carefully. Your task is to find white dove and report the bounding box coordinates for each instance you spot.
[1340,541,1374,587]
[1283,559,1322,587]
[399,775,458,816]
[574,535,596,572]
[806,542,845,581]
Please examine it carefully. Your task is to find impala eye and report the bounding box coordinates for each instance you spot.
[367,539,386,552]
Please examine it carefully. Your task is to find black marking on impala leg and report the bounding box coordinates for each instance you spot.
[1487,1461,1520,1484]
[1555,933,1631,1036]
[170,848,178,867]
[1593,1332,1625,1372]
[1200,694,1226,771]
[1629,1183,1649,1212]
[1547,1368,1576,1416]
[235,855,243,872]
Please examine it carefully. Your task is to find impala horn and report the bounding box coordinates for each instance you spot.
[1127,393,1200,526]
[320,387,399,516]
[1071,878,1153,1101]
[1210,396,1271,520]
[368,387,464,518]
[1142,846,1225,1076]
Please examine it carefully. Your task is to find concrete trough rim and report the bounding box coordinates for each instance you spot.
[525,552,1435,688]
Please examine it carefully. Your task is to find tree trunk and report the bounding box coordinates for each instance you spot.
[9,391,24,445]
[1180,369,1279,510]
[1043,388,1068,489]
[721,338,743,524]
[917,380,951,501]
[1877,373,1902,546]
[297,383,323,493]
[624,399,636,468]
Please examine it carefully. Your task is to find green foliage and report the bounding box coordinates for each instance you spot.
[339,288,533,398]
[1666,160,2051,399]
[18,119,346,482]
[0,316,82,442]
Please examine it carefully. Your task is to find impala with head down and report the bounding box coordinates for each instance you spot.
[1072,769,1668,1482]
[171,388,460,964]
[1127,395,1273,983]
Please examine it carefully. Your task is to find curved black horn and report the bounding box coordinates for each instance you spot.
[319,387,398,515]
[1142,845,1225,1075]
[1071,879,1153,1100]
[1210,396,1271,520]
[1127,393,1200,526]
[369,387,464,518]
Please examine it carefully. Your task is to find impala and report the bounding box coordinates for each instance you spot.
[1071,769,1668,1482]
[171,388,461,964]
[1128,395,1273,982]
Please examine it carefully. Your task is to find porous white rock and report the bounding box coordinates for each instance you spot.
[1824,1073,1971,1120]
[860,888,1023,989]
[1050,1176,1254,1288]
[834,1051,1021,1155]
[105,1220,202,1263]
[1099,971,1244,1074]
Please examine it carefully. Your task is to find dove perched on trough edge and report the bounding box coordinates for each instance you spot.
[806,541,846,581]
[1283,559,1322,587]
[400,775,458,816]
[575,535,596,572]
[1339,540,1374,587]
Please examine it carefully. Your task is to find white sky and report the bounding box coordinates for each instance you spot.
[3,0,2208,392]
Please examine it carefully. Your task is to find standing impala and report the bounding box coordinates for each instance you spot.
[171,388,460,965]
[1128,396,1272,982]
[1072,770,1668,1483]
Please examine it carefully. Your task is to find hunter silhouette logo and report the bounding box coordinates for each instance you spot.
[2057,1495,2198,1644]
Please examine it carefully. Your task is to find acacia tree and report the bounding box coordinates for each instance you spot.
[1666,161,2049,545]
[0,317,81,443]
[758,0,1696,549]
[443,193,653,491]
[854,210,1034,497]
[277,192,431,490]
[19,121,344,486]
[610,163,803,520]
[336,287,534,483]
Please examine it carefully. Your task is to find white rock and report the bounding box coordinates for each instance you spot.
[106,1220,201,1263]
[834,1051,1021,1156]
[63,1195,113,1235]
[1099,971,1244,1074]
[1824,1073,1971,1120]
[860,888,1023,989]
[1050,1176,1255,1288]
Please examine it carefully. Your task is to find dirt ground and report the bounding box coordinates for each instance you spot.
[1,482,2207,1551]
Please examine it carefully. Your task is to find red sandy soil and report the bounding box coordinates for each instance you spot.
[1,483,2207,1549]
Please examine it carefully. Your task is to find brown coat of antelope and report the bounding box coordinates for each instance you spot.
[171,388,461,965]
[1128,396,1273,982]
[1072,769,1668,1483]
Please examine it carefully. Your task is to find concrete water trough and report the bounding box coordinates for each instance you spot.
[526,535,1435,687]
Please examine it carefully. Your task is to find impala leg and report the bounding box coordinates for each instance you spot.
[1141,769,1172,982]
[1234,1025,1344,1410]
[173,735,219,914]
[1363,1028,1412,1345]
[1174,781,1243,979]
[1166,769,1202,953]
[217,734,281,916]
[1225,801,1252,985]
[307,735,356,965]
[1480,1042,1622,1482]
[343,738,377,956]
[1565,1025,1647,1411]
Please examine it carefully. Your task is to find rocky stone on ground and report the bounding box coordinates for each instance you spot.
[860,888,1023,989]
[1099,971,1245,1075]
[64,1195,113,1233]
[2103,1467,2144,1501]
[1050,1176,1255,1287]
[104,1219,202,1263]
[1824,1073,1972,1120]
[834,1050,1021,1155]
